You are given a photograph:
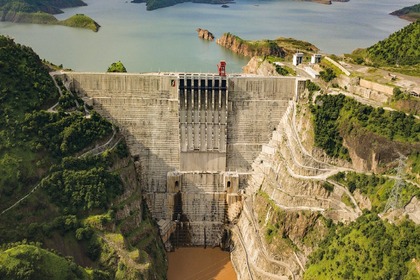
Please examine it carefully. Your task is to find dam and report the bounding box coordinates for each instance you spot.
[64,72,305,248]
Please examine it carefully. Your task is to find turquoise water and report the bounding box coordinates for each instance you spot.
[0,0,417,73]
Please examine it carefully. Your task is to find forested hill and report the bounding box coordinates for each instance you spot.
[0,0,100,31]
[132,0,232,11]
[391,3,420,22]
[349,20,420,75]
[0,0,86,14]
[0,35,166,279]
[366,20,420,66]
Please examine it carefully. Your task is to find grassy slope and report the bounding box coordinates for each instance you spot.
[349,21,420,76]
[0,244,90,279]
[59,14,100,32]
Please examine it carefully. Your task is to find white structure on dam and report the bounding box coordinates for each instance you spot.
[64,72,305,247]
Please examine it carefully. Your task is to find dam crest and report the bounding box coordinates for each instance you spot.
[64,72,305,248]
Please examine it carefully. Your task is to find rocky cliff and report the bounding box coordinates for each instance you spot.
[196,28,214,41]
[230,69,419,279]
[231,97,361,279]
[242,57,279,76]
[216,33,285,58]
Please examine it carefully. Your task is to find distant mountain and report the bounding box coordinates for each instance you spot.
[0,0,86,14]
[391,3,420,22]
[132,0,233,11]
[0,1,100,31]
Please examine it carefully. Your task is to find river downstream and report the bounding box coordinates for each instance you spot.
[167,247,236,280]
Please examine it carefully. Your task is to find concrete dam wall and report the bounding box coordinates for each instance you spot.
[64,72,305,247]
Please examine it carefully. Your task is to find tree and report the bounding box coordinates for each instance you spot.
[107,61,127,73]
[319,68,336,82]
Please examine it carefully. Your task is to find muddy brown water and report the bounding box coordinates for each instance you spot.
[167,247,237,280]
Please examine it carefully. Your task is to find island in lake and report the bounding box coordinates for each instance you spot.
[0,0,100,31]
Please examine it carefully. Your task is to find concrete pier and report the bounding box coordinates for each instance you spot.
[64,72,305,247]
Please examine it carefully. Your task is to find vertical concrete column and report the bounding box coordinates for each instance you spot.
[213,124,219,150]
[200,85,207,151]
[213,89,219,124]
[179,88,187,152]
[186,85,193,150]
[207,85,214,150]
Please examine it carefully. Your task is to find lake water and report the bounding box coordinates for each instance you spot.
[0,0,418,73]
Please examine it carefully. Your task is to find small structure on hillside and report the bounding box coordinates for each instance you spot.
[311,54,322,64]
[293,52,304,66]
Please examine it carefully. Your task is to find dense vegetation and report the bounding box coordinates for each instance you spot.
[391,4,420,22]
[24,110,112,157]
[367,20,420,66]
[0,243,90,280]
[330,172,420,212]
[107,61,127,73]
[311,94,349,160]
[0,35,167,279]
[42,155,123,213]
[311,94,420,159]
[305,213,420,280]
[350,21,420,76]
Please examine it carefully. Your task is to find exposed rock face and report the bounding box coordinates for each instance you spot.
[242,57,279,76]
[342,124,420,173]
[196,28,214,41]
[216,33,285,58]
[231,99,362,279]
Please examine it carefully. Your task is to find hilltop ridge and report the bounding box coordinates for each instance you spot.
[0,0,100,31]
[391,3,420,22]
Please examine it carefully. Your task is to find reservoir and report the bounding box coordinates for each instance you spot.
[0,0,418,73]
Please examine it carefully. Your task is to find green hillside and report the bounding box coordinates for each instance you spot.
[60,14,100,32]
[349,20,420,76]
[305,213,420,280]
[0,244,90,279]
[0,35,166,279]
[366,20,420,66]
[391,4,420,22]
[0,0,100,31]
[0,0,86,14]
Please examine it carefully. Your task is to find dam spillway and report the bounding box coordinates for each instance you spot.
[64,72,305,247]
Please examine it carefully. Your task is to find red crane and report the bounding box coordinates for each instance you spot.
[217,60,226,76]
